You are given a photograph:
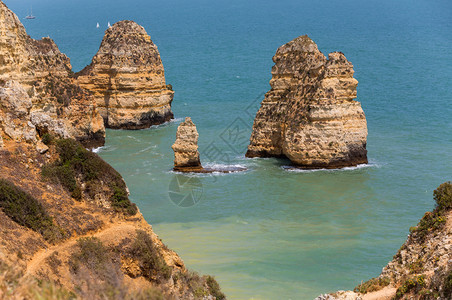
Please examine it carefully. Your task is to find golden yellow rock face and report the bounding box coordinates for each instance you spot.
[0,1,105,148]
[172,117,202,171]
[77,21,174,129]
[246,35,368,169]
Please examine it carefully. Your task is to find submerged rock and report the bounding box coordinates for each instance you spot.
[172,117,203,172]
[246,35,368,169]
[77,20,174,129]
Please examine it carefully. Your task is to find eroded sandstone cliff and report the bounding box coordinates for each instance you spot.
[0,1,105,148]
[246,35,368,169]
[77,21,174,129]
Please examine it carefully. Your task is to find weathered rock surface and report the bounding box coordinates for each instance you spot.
[171,117,247,174]
[320,182,452,300]
[0,1,105,147]
[246,35,368,169]
[172,117,203,172]
[77,20,174,129]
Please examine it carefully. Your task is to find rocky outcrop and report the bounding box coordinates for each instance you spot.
[246,35,367,169]
[319,182,452,300]
[0,1,105,147]
[77,21,174,129]
[172,117,203,172]
[171,117,247,174]
[0,137,225,299]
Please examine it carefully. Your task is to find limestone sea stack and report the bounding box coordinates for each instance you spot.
[0,1,105,148]
[77,21,174,129]
[172,117,203,172]
[246,35,368,169]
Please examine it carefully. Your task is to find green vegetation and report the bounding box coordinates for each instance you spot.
[68,237,170,300]
[206,275,226,300]
[395,275,425,299]
[409,258,424,274]
[171,270,225,299]
[69,237,127,299]
[433,182,452,211]
[69,237,108,274]
[409,182,451,240]
[353,276,390,294]
[46,251,62,276]
[444,269,452,297]
[130,230,172,282]
[40,75,88,107]
[0,179,61,241]
[42,138,137,215]
[41,133,54,145]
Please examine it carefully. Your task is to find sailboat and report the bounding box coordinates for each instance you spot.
[96,22,100,28]
[25,7,36,19]
[108,22,111,28]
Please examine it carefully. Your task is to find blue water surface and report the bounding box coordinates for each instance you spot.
[6,0,451,298]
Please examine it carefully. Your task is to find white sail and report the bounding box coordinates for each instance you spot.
[108,22,111,28]
[96,22,100,28]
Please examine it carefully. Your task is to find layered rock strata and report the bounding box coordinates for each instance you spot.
[0,1,105,147]
[77,20,174,129]
[172,117,203,172]
[246,35,368,169]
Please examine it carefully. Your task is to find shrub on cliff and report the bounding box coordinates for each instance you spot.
[129,230,172,282]
[409,182,452,240]
[353,276,390,294]
[42,138,137,215]
[206,275,226,300]
[394,275,426,299]
[434,181,452,211]
[69,237,129,299]
[0,179,61,241]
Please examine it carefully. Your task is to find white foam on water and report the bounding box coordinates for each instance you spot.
[135,144,157,154]
[91,146,103,153]
[91,145,118,153]
[203,162,247,170]
[281,162,379,173]
[142,118,184,131]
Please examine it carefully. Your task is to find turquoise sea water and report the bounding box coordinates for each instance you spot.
[7,0,452,298]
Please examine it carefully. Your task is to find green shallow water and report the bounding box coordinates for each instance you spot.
[6,0,451,298]
[97,118,449,299]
